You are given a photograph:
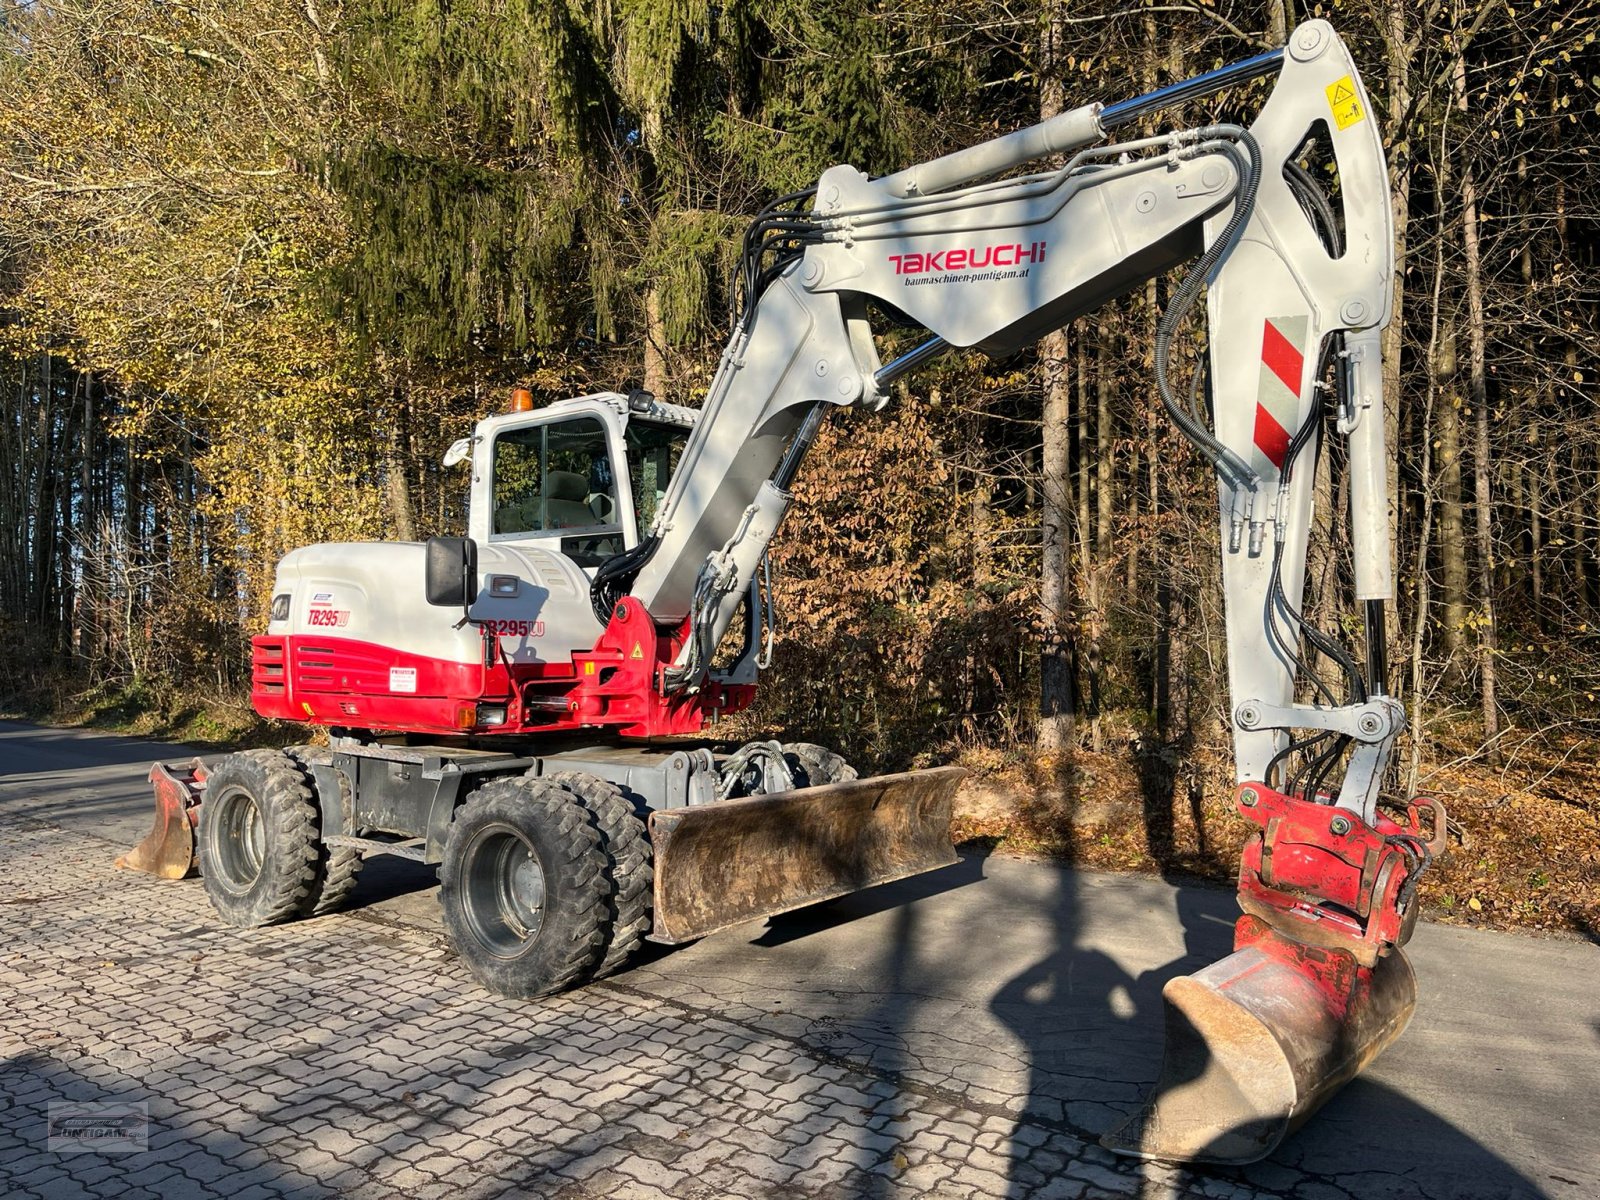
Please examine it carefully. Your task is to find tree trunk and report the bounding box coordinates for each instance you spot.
[1454,52,1498,762]
[1380,0,1413,671]
[1095,326,1115,563]
[386,385,417,541]
[643,286,667,396]
[1036,5,1074,754]
[1436,323,1467,668]
[1408,225,1449,797]
[1077,341,1103,751]
[1039,326,1075,753]
[1266,0,1289,44]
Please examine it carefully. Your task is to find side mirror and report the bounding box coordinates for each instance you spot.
[425,537,478,609]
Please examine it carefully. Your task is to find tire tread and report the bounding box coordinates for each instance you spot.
[544,771,653,979]
[439,777,607,998]
[284,747,364,917]
[199,749,321,928]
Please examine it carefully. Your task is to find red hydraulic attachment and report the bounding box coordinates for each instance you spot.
[115,759,208,880]
[1236,783,1446,967]
[1103,783,1446,1165]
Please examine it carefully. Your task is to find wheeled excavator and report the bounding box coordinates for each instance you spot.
[120,20,1444,1166]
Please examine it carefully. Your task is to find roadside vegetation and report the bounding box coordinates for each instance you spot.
[1,2,1596,936]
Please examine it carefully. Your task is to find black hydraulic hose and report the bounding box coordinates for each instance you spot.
[731,188,819,328]
[590,534,660,625]
[1284,159,1344,257]
[1266,729,1333,792]
[1154,132,1263,494]
[1298,733,1350,804]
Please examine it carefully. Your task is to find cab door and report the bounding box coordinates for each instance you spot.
[474,411,635,568]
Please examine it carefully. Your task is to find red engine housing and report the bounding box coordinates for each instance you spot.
[250,598,756,739]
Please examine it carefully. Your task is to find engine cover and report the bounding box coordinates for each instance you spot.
[251,540,603,734]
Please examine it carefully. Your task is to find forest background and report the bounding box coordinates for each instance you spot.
[1,0,1596,934]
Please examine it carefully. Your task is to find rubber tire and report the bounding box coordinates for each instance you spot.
[542,771,653,979]
[284,747,364,918]
[439,777,608,998]
[783,743,858,789]
[198,749,321,928]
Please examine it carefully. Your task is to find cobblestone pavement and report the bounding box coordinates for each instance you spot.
[0,784,1588,1199]
[0,818,1204,1200]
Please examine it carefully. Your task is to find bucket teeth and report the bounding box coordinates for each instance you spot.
[1102,932,1416,1165]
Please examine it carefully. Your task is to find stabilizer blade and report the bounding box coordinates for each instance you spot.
[648,766,964,943]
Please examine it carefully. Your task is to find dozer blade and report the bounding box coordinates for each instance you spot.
[1101,925,1416,1165]
[648,765,964,944]
[115,759,208,880]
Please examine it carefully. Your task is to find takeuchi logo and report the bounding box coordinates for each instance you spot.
[888,241,1047,275]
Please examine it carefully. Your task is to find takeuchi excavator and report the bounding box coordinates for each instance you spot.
[120,20,1444,1165]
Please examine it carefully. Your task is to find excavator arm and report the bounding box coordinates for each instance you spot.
[589,19,1437,1164]
[610,20,1400,816]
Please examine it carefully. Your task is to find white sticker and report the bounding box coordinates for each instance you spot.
[389,667,417,694]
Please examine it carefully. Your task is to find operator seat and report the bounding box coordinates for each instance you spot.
[494,471,602,534]
[545,470,600,530]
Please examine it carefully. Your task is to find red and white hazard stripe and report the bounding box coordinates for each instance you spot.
[1252,316,1309,474]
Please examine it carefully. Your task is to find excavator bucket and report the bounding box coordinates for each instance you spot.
[1101,920,1416,1165]
[115,759,208,880]
[647,765,964,943]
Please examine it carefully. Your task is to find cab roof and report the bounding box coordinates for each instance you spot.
[444,391,698,467]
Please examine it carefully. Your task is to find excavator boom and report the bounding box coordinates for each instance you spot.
[590,17,1426,1164]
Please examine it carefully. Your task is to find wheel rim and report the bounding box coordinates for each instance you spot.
[211,786,266,893]
[459,824,547,957]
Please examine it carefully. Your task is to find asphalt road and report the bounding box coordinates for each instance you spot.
[1,719,1597,1199]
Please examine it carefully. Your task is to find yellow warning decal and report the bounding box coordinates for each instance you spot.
[583,661,596,675]
[630,643,644,661]
[301,702,314,716]
[1325,75,1365,130]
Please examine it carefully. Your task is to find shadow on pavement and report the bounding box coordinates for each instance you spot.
[991,854,1550,1199]
[342,855,442,910]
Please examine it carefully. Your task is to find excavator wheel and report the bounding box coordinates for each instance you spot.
[782,743,858,789]
[198,750,323,927]
[541,771,653,980]
[439,777,608,998]
[284,747,365,918]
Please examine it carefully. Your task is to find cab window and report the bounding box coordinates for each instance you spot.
[625,421,688,535]
[492,418,619,540]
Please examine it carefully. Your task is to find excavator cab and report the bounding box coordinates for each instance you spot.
[470,394,690,571]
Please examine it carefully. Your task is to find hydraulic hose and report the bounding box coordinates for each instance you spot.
[1153,130,1264,496]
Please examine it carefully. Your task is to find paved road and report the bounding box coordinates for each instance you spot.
[1,720,1596,1199]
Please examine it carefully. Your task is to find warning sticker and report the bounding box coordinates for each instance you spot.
[630,643,644,661]
[1325,75,1365,130]
[389,667,417,694]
